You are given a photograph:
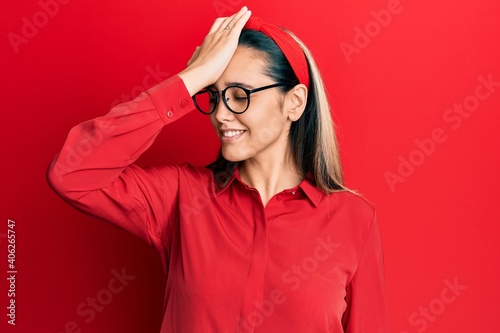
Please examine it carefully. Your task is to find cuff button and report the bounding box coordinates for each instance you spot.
[180,100,188,108]
[166,111,174,118]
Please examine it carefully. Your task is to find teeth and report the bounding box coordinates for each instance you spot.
[223,130,245,137]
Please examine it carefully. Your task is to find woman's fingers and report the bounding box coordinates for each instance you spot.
[212,6,249,33]
[231,10,252,34]
[222,6,250,32]
[178,7,252,95]
[217,16,233,32]
[208,17,228,34]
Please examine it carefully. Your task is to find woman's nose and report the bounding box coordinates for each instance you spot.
[214,96,235,122]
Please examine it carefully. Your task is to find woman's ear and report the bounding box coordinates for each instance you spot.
[286,84,308,122]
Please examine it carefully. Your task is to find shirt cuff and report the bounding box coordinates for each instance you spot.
[145,74,196,124]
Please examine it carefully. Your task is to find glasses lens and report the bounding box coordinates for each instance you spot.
[225,87,249,113]
[194,90,216,114]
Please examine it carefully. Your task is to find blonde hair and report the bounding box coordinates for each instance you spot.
[290,32,348,193]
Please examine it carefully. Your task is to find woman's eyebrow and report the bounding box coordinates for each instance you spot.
[206,82,256,91]
[225,81,255,89]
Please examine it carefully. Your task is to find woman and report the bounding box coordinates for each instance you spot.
[47,6,390,333]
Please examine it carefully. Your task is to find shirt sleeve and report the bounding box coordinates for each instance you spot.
[46,75,196,253]
[341,210,391,332]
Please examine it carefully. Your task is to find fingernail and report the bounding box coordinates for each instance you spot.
[242,6,248,11]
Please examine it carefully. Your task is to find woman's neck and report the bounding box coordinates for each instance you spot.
[239,148,303,207]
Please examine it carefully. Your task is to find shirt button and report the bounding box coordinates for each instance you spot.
[166,111,173,118]
[276,194,282,201]
[291,190,296,195]
[180,99,188,108]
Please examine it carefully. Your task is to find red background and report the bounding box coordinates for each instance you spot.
[1,0,499,332]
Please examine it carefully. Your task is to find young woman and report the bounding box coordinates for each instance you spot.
[47,7,390,333]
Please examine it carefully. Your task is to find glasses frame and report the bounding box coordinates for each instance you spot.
[193,83,292,115]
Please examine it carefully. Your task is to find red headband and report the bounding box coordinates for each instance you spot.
[244,17,310,89]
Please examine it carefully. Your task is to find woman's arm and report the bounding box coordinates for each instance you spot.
[46,7,252,252]
[341,210,392,332]
[46,75,194,251]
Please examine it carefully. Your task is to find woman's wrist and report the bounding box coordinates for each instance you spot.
[178,67,211,97]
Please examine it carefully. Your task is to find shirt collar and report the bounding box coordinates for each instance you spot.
[214,164,324,207]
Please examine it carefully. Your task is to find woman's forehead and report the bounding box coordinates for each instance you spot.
[214,47,271,88]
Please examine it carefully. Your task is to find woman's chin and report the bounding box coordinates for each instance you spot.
[221,148,250,162]
[222,154,244,163]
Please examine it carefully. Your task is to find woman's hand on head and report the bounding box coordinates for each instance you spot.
[178,6,252,96]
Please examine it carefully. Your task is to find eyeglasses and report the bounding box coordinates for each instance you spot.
[193,83,291,115]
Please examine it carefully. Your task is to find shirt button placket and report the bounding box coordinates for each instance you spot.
[238,196,269,332]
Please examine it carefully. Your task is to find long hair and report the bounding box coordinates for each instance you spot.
[207,29,348,194]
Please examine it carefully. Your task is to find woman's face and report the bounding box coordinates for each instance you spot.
[209,46,292,163]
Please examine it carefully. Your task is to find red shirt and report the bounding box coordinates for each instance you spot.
[47,75,391,333]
